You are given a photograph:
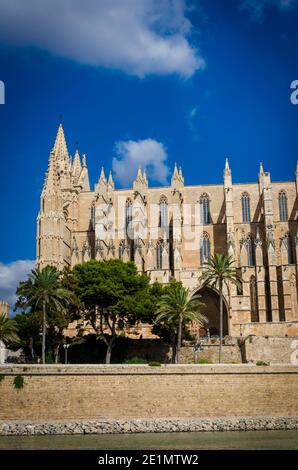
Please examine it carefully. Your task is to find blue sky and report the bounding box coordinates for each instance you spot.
[0,0,297,307]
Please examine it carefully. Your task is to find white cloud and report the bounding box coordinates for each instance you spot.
[0,0,204,78]
[0,260,35,310]
[240,0,298,21]
[112,138,170,186]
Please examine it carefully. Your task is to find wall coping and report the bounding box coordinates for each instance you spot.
[1,364,298,376]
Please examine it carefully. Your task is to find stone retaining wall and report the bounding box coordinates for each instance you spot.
[0,364,298,435]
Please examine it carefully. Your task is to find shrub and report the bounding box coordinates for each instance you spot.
[148,361,161,367]
[195,358,213,364]
[123,357,147,364]
[0,375,4,382]
[13,375,24,390]
[256,360,270,366]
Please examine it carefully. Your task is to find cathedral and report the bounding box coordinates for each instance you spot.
[37,123,298,337]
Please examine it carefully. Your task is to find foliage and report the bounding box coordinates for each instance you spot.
[13,375,24,390]
[0,375,4,382]
[148,361,161,367]
[199,253,241,363]
[0,313,19,346]
[71,259,158,363]
[155,281,207,364]
[15,265,74,363]
[256,360,270,366]
[195,358,213,364]
[123,357,147,364]
[15,265,74,313]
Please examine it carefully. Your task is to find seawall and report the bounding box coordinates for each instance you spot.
[1,364,298,434]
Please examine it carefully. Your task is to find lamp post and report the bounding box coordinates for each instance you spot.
[63,343,70,364]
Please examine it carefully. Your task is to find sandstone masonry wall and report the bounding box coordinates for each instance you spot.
[0,365,297,422]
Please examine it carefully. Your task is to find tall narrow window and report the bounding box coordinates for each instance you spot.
[250,275,259,322]
[241,192,251,223]
[279,190,288,222]
[200,194,211,225]
[236,268,243,295]
[247,236,255,266]
[200,232,211,265]
[125,199,133,238]
[283,233,294,264]
[159,197,168,229]
[91,203,95,230]
[156,241,163,270]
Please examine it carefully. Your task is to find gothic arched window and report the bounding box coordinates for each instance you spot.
[200,232,211,265]
[200,194,211,225]
[250,275,259,322]
[241,192,251,223]
[125,198,133,238]
[91,203,95,230]
[156,241,163,270]
[279,190,288,222]
[283,233,294,264]
[159,196,168,229]
[247,235,255,266]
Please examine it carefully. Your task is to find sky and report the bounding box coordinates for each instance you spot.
[0,0,297,308]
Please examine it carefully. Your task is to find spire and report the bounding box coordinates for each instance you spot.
[108,170,114,189]
[143,169,148,185]
[224,157,232,186]
[171,162,184,187]
[42,151,58,195]
[52,122,68,164]
[133,166,148,190]
[72,148,82,184]
[296,161,298,175]
[77,154,90,191]
[136,166,143,181]
[179,165,184,184]
[99,166,107,183]
[259,162,264,175]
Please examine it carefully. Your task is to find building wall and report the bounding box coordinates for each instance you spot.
[0,301,9,318]
[36,124,298,338]
[0,365,298,421]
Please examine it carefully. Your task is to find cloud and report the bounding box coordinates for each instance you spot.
[240,0,298,21]
[0,260,35,310]
[0,0,205,78]
[112,138,170,187]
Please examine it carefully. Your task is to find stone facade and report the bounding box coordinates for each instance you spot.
[37,123,298,337]
[0,300,9,318]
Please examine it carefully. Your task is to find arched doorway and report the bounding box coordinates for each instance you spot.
[195,286,229,336]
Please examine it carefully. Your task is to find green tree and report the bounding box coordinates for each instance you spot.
[15,265,74,364]
[0,313,19,345]
[155,281,207,364]
[13,311,42,359]
[71,259,155,364]
[199,253,240,363]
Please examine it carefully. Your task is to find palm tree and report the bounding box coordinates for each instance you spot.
[199,253,241,363]
[155,283,207,364]
[0,313,19,345]
[16,266,74,364]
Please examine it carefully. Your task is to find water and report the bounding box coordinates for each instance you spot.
[0,430,298,450]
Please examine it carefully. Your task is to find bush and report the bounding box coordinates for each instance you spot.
[148,361,161,367]
[123,357,147,364]
[195,358,213,364]
[256,360,270,366]
[13,375,24,390]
